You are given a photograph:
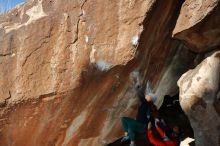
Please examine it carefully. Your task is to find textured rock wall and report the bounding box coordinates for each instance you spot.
[0,0,219,146]
[174,1,220,145]
[0,0,186,145]
[178,51,220,146]
[173,0,220,52]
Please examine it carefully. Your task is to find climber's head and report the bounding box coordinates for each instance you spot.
[145,93,157,102]
[145,94,152,102]
[173,125,180,134]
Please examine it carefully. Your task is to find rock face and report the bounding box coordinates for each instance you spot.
[0,0,219,146]
[155,43,196,106]
[178,51,220,146]
[173,0,220,52]
[0,0,186,145]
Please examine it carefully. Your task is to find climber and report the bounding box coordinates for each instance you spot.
[158,94,185,145]
[121,116,147,146]
[147,119,178,146]
[120,71,158,146]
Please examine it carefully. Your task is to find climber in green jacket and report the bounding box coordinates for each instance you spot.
[120,71,158,146]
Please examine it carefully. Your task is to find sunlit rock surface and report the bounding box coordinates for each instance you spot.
[178,51,220,146]
[0,0,219,146]
[173,0,220,52]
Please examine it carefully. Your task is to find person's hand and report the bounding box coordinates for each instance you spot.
[145,95,152,102]
[148,122,152,129]
[130,70,141,88]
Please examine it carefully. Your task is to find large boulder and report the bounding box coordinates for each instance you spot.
[0,0,189,146]
[173,0,220,52]
[178,51,220,146]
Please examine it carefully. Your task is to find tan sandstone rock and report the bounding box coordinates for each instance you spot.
[173,0,220,52]
[0,0,188,146]
[3,0,220,145]
[178,51,220,146]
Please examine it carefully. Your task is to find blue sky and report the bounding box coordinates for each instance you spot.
[0,0,25,12]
